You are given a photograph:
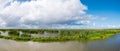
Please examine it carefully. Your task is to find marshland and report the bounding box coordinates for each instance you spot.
[0,29,120,42]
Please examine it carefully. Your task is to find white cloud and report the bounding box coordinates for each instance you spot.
[107,25,117,28]
[0,17,6,27]
[0,0,110,29]
[0,0,89,28]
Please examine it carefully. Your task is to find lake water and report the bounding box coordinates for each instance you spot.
[0,34,120,51]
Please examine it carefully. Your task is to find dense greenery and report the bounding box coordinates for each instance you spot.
[0,29,120,42]
[8,31,19,36]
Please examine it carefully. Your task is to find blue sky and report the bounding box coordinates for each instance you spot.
[81,0,120,28]
[0,0,120,29]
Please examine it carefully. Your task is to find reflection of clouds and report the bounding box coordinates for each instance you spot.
[0,31,9,36]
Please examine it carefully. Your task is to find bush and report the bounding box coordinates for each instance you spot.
[8,31,19,36]
[21,34,31,37]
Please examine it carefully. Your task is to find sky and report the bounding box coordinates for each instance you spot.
[0,0,120,29]
[81,0,120,28]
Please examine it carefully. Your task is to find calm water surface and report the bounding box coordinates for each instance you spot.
[0,34,120,51]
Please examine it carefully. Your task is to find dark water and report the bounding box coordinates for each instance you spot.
[0,34,120,51]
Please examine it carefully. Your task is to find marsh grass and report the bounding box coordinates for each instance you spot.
[0,29,120,42]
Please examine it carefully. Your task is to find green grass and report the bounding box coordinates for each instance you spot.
[0,29,120,42]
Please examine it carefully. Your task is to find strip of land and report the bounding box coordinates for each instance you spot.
[0,29,120,42]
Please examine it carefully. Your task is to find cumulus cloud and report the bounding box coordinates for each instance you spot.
[0,0,98,28]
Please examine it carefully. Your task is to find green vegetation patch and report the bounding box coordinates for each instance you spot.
[0,29,120,42]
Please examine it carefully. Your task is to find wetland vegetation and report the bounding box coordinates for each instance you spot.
[0,29,120,42]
